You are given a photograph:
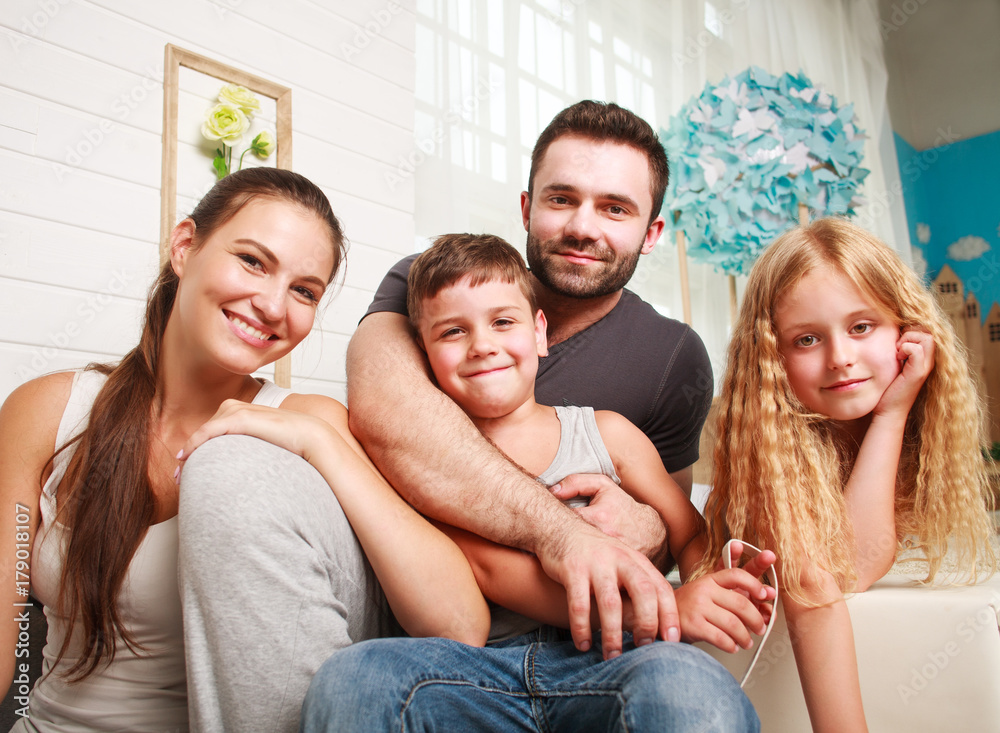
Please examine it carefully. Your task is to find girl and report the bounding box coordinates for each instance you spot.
[0,168,487,732]
[700,217,995,733]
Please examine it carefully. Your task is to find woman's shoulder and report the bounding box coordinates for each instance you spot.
[1,371,75,429]
[0,372,76,481]
[279,391,349,427]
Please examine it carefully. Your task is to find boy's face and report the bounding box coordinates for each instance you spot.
[416,277,548,421]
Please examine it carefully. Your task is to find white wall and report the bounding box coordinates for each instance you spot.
[0,0,417,403]
[880,0,1000,150]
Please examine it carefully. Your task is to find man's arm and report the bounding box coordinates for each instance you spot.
[645,321,713,500]
[346,312,680,657]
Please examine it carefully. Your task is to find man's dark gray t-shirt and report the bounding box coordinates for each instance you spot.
[364,254,713,473]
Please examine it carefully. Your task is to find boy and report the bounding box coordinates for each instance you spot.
[300,233,773,732]
[407,232,773,642]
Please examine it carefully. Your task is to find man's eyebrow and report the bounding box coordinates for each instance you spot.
[602,192,639,209]
[539,183,579,195]
[235,239,327,289]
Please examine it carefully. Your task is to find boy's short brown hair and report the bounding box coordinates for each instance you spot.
[407,233,537,328]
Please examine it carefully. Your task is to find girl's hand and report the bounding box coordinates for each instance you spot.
[873,329,934,421]
[177,400,329,471]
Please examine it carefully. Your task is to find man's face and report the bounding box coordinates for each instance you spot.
[521,135,665,299]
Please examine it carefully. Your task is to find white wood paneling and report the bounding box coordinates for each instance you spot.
[0,278,143,365]
[0,210,157,298]
[0,149,159,240]
[0,0,417,403]
[0,344,115,404]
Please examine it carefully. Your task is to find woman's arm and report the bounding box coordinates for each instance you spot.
[0,373,73,694]
[844,330,934,588]
[180,396,490,646]
[784,566,868,733]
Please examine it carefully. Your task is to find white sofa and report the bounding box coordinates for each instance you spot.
[697,573,1000,732]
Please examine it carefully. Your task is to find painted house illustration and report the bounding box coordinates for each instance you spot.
[931,265,997,442]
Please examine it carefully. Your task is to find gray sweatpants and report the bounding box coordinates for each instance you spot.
[177,435,393,733]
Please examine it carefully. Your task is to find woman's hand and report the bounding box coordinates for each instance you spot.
[177,399,330,472]
[873,329,934,422]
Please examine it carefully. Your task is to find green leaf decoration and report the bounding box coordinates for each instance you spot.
[213,150,229,180]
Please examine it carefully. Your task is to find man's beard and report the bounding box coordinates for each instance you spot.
[526,230,642,299]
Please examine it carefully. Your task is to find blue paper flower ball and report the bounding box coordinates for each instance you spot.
[661,66,870,276]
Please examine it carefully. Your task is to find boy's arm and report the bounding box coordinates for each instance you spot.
[435,522,584,630]
[438,517,774,653]
[346,312,679,658]
[591,411,707,573]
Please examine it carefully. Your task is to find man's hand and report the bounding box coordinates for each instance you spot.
[535,521,680,661]
[550,474,669,567]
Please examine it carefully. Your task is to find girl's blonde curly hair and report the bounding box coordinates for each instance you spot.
[698,217,995,603]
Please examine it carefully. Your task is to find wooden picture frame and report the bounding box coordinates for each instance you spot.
[159,44,293,386]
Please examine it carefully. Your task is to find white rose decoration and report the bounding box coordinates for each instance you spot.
[250,130,274,158]
[219,84,261,116]
[202,103,250,146]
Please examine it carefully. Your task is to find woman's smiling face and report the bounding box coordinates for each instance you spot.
[170,196,335,376]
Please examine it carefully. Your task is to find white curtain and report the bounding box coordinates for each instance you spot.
[412,0,905,385]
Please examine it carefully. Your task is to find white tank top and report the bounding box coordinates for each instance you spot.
[15,371,290,732]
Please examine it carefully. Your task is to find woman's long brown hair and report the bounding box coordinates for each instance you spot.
[50,168,346,680]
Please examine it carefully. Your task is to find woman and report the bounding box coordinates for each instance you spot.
[0,168,487,731]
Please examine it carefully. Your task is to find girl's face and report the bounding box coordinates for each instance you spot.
[171,197,335,376]
[773,264,902,423]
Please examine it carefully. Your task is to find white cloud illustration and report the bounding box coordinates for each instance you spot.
[916,223,930,244]
[947,235,991,262]
[909,246,927,279]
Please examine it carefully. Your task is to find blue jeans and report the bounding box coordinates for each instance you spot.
[300,627,759,732]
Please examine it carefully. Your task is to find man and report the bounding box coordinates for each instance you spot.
[347,101,716,660]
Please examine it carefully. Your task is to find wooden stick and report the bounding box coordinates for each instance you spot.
[798,201,809,226]
[675,229,692,326]
[729,274,738,325]
[159,45,180,268]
